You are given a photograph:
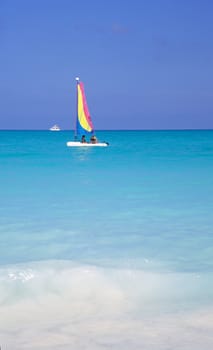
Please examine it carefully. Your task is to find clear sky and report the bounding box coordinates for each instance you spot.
[0,0,212,130]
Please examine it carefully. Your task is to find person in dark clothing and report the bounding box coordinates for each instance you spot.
[81,135,87,143]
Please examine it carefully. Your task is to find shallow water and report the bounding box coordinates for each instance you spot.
[0,130,213,349]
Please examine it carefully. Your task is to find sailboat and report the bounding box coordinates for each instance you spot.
[67,78,109,147]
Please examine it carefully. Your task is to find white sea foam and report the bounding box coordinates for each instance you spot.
[0,260,213,349]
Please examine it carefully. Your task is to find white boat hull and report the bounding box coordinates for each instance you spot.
[67,141,109,147]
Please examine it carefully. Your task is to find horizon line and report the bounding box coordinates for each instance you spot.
[0,128,213,132]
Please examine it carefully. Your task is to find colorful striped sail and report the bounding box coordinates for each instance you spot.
[76,80,94,138]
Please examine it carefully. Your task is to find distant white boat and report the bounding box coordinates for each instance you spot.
[49,124,60,131]
[67,78,109,147]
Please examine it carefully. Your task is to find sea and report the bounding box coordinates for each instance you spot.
[0,130,213,349]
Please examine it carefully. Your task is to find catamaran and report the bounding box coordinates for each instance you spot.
[67,78,109,147]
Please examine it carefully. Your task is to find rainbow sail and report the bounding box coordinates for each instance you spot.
[75,80,94,139]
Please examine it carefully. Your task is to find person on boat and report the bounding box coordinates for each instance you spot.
[81,135,87,143]
[90,135,98,144]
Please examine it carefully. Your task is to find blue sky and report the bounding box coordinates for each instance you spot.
[0,0,212,130]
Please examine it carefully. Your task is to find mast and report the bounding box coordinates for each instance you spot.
[75,77,80,140]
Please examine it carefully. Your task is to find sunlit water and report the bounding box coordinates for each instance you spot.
[0,130,213,349]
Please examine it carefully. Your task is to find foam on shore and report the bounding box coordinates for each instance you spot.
[0,260,213,349]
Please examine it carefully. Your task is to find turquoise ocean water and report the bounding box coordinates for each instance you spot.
[0,130,213,349]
